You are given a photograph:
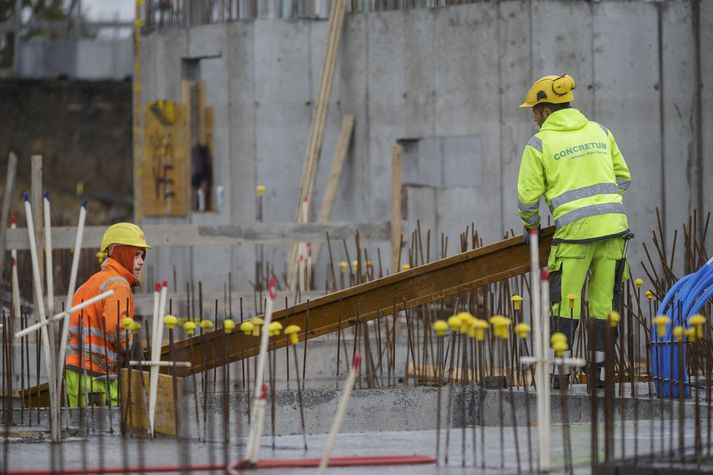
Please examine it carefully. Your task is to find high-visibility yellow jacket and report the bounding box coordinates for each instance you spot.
[517,108,631,242]
[65,258,135,376]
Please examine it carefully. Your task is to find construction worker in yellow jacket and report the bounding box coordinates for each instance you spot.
[517,74,632,386]
[64,223,150,406]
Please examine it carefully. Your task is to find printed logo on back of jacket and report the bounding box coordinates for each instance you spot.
[553,142,608,161]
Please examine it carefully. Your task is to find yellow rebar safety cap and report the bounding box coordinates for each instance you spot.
[688,314,706,339]
[567,294,577,310]
[552,339,568,357]
[240,321,255,336]
[183,321,196,335]
[457,312,472,333]
[285,325,301,345]
[250,317,264,336]
[519,74,575,108]
[550,332,567,345]
[433,320,448,336]
[653,315,670,338]
[447,314,462,332]
[472,319,489,342]
[163,315,178,329]
[489,315,511,339]
[511,295,523,311]
[268,321,283,336]
[515,322,531,339]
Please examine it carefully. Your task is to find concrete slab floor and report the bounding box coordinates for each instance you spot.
[1,420,711,474]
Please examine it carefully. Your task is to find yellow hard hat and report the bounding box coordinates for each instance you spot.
[519,74,575,108]
[97,223,150,262]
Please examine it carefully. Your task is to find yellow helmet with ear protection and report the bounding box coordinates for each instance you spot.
[520,74,575,108]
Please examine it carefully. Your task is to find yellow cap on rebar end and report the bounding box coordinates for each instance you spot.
[511,295,523,311]
[163,315,178,329]
[515,322,531,339]
[240,321,255,336]
[182,321,195,335]
[432,320,448,337]
[653,315,670,338]
[285,325,301,345]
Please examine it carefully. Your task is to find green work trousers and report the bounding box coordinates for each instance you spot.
[547,237,628,320]
[65,370,118,407]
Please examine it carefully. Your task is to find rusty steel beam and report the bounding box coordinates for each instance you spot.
[161,227,554,377]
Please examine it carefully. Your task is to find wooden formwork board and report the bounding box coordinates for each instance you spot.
[120,368,183,437]
[161,227,555,377]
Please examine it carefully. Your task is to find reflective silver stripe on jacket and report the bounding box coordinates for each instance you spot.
[555,203,626,228]
[69,325,109,339]
[69,343,119,362]
[549,183,620,212]
[617,178,631,193]
[523,213,539,226]
[599,124,609,136]
[527,136,542,153]
[67,349,113,372]
[99,276,129,292]
[518,200,539,215]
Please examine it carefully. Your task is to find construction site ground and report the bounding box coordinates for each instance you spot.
[1,419,707,474]
[2,383,710,474]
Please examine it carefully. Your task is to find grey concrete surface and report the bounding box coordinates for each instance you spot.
[2,421,710,474]
[12,382,708,443]
[18,38,133,80]
[137,0,712,296]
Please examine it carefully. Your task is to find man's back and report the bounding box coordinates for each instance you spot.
[518,107,631,242]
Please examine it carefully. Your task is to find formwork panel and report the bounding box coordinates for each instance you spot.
[227,22,259,291]
[661,1,696,274]
[498,1,534,236]
[701,0,713,252]
[593,2,661,276]
[254,19,313,270]
[531,0,595,117]
[366,10,407,219]
[333,12,369,223]
[434,4,502,243]
[402,8,436,141]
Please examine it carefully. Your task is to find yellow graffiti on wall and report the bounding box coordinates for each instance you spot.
[142,100,189,216]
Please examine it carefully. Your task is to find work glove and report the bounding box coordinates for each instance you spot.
[523,226,539,246]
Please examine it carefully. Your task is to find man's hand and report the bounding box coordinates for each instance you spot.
[523,226,539,246]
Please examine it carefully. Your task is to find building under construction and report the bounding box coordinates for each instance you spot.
[1,0,713,473]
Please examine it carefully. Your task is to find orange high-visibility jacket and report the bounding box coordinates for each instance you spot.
[64,258,136,376]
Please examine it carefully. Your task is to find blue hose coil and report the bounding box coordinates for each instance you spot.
[652,259,713,398]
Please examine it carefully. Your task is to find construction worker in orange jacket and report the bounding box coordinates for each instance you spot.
[64,223,150,407]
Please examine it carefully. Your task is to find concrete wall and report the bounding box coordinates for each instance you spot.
[140,0,711,294]
[18,38,133,80]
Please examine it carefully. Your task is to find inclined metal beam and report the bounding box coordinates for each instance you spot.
[161,227,554,377]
